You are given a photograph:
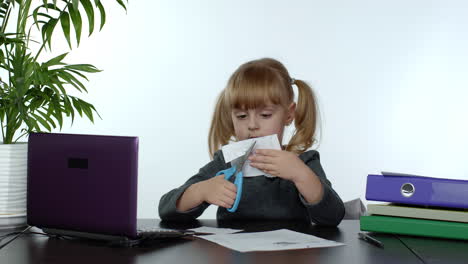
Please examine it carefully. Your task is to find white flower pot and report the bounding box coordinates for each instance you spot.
[0,143,27,230]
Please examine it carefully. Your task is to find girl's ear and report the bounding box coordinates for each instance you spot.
[285,102,296,125]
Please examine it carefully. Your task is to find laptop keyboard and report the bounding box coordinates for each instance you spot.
[136,227,194,239]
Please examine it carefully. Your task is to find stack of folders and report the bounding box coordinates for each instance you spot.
[360,172,468,240]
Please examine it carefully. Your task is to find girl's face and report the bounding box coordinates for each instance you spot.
[231,103,295,143]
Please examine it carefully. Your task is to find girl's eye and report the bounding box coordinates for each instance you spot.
[261,113,272,118]
[236,114,247,119]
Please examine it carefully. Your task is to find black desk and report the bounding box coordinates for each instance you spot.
[0,220,434,264]
[397,236,468,264]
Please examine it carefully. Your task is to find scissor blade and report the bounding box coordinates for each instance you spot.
[235,141,257,174]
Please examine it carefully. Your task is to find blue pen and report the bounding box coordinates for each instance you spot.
[215,141,256,212]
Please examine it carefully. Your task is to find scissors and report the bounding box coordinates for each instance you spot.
[215,141,256,212]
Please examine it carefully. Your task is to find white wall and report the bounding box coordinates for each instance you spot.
[51,0,468,218]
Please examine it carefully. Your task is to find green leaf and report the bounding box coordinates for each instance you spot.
[0,1,11,23]
[37,68,47,84]
[31,113,52,131]
[49,75,67,95]
[44,52,68,67]
[115,0,127,12]
[66,69,88,81]
[37,12,54,20]
[53,110,63,129]
[37,109,56,129]
[46,84,62,96]
[71,97,83,117]
[72,0,79,11]
[50,98,63,129]
[78,99,95,122]
[60,12,72,49]
[0,32,24,46]
[42,87,54,98]
[28,97,44,111]
[68,3,82,46]
[9,119,22,137]
[33,11,54,31]
[88,101,101,119]
[80,0,94,36]
[58,70,86,92]
[65,64,101,73]
[24,118,37,132]
[63,96,75,123]
[45,18,58,50]
[33,4,60,34]
[40,22,49,47]
[96,0,105,31]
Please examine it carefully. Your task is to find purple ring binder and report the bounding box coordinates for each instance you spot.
[366,174,468,209]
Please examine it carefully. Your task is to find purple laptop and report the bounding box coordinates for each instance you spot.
[27,132,140,240]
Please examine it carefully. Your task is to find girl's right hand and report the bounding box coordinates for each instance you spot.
[199,175,237,209]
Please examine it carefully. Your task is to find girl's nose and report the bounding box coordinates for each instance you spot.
[248,116,259,131]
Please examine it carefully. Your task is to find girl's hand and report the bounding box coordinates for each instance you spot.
[249,149,310,182]
[249,149,324,204]
[198,175,237,209]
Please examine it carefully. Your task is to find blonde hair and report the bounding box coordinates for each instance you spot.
[208,58,320,158]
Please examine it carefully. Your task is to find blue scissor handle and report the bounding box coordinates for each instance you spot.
[215,166,243,212]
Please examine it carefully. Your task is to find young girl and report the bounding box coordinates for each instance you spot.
[159,58,345,226]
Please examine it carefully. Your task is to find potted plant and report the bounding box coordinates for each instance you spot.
[0,0,127,229]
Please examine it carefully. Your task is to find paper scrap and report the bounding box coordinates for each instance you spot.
[189,226,243,235]
[221,134,282,177]
[196,229,344,252]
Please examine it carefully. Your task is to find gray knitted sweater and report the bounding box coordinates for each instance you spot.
[158,150,345,226]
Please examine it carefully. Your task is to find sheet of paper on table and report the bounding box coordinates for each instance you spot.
[196,229,344,252]
[189,226,243,235]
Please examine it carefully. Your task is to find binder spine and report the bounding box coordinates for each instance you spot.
[365,175,468,209]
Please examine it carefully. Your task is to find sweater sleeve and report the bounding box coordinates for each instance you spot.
[158,150,227,221]
[299,150,345,226]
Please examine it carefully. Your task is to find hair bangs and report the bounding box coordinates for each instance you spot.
[226,66,291,110]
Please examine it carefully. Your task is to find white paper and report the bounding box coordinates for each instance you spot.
[196,229,344,252]
[221,134,282,177]
[189,226,243,235]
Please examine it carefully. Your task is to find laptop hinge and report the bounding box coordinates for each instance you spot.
[42,228,129,241]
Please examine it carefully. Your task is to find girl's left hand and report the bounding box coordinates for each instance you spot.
[248,149,308,182]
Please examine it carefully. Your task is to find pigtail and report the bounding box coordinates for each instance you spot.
[208,90,234,158]
[286,79,320,154]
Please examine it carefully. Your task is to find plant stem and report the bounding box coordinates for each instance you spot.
[4,110,11,144]
[14,131,28,143]
[1,123,5,143]
[7,43,12,88]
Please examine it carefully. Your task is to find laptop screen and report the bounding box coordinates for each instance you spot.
[27,132,139,238]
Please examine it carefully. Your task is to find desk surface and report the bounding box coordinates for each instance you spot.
[0,219,461,264]
[397,236,468,264]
